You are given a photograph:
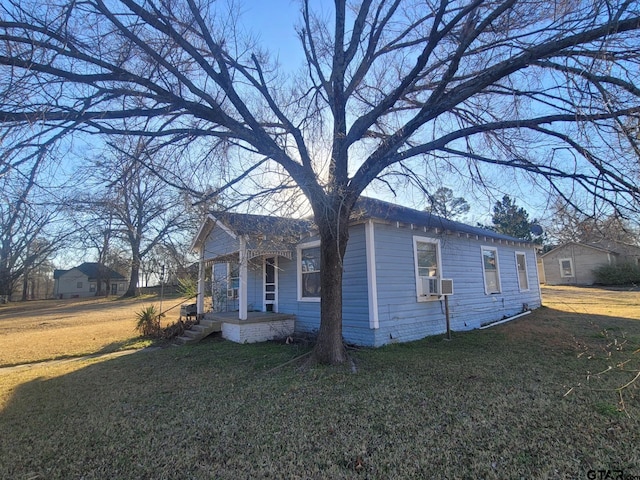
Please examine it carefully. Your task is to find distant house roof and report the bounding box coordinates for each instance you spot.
[541,240,640,258]
[54,262,126,281]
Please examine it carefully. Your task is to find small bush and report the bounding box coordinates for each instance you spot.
[135,305,162,337]
[177,277,198,298]
[593,262,640,285]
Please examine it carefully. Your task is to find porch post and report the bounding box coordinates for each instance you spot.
[196,247,205,315]
[239,236,248,320]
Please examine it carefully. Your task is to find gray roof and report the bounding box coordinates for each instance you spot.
[212,197,530,244]
[353,197,530,243]
[210,211,313,237]
[54,262,126,281]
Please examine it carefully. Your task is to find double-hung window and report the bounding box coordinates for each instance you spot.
[413,236,441,301]
[482,247,501,294]
[515,252,529,291]
[298,241,321,301]
[559,258,574,278]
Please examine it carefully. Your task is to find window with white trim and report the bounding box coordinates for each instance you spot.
[481,247,501,294]
[89,283,96,292]
[77,281,83,289]
[413,236,441,301]
[559,258,574,277]
[298,241,321,301]
[515,252,529,291]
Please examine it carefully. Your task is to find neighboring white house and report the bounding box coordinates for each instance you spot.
[191,197,542,346]
[53,262,128,299]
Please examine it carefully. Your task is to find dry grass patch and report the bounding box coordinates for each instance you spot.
[541,285,640,318]
[0,296,186,367]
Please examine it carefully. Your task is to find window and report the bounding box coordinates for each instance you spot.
[515,252,529,291]
[77,281,83,289]
[119,283,125,291]
[298,241,321,301]
[559,258,574,277]
[413,236,441,301]
[89,283,96,292]
[227,263,239,299]
[481,247,501,294]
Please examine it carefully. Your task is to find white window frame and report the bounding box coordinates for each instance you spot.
[481,246,501,294]
[89,282,96,293]
[413,236,442,302]
[297,240,321,302]
[515,251,529,292]
[559,258,574,278]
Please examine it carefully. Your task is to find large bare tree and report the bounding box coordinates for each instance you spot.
[0,160,69,302]
[84,136,194,297]
[1,0,640,362]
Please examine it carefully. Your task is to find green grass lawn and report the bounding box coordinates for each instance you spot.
[1,305,639,479]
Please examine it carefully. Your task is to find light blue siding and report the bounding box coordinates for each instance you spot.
[277,225,373,346]
[202,216,541,347]
[341,224,373,345]
[372,223,541,346]
[204,224,237,259]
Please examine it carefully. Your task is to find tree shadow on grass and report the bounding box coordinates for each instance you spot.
[1,310,639,479]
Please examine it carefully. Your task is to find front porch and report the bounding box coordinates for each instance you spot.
[176,311,296,346]
[206,311,295,344]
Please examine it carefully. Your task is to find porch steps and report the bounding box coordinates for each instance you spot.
[174,318,222,345]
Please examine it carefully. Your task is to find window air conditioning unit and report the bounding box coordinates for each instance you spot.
[440,279,454,296]
[421,277,440,297]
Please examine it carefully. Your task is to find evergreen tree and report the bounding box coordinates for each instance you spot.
[425,187,470,220]
[491,195,538,241]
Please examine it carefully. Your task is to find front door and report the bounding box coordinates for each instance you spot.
[264,257,277,312]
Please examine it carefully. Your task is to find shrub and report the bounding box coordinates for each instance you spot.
[593,262,640,285]
[135,305,162,337]
[177,277,198,298]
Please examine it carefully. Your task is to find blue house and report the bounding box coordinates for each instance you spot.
[191,197,541,346]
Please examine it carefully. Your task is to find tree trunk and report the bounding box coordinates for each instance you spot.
[0,244,13,303]
[124,255,140,297]
[311,204,351,365]
[21,267,28,301]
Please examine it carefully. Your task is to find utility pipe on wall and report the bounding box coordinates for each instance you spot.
[478,310,532,330]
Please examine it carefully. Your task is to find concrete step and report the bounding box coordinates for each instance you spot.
[183,329,201,339]
[172,320,222,346]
